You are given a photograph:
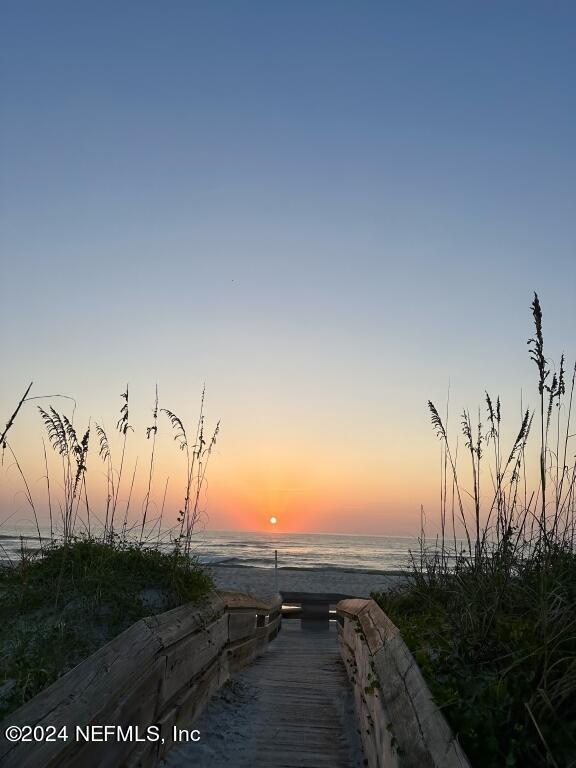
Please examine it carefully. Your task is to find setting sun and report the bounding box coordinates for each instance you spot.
[269,517,278,526]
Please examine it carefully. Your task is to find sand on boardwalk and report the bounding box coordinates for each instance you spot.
[161,620,365,768]
[160,568,403,767]
[208,563,404,599]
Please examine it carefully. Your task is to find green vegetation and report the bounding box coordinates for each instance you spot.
[375,294,575,768]
[0,537,213,718]
[0,385,218,719]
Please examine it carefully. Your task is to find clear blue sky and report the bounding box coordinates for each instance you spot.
[1,2,575,534]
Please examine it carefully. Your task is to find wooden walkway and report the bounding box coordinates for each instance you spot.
[163,619,364,768]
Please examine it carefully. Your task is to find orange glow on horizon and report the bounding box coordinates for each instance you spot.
[0,407,458,536]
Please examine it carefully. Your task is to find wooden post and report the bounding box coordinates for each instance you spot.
[274,549,278,593]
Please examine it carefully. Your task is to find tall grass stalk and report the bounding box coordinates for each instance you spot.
[5,443,43,551]
[110,385,132,536]
[121,457,138,541]
[382,292,575,767]
[95,423,114,539]
[0,382,33,447]
[41,438,54,540]
[163,387,220,558]
[140,385,158,543]
[38,407,89,543]
[5,383,219,571]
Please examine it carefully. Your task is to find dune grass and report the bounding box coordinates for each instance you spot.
[375,293,575,768]
[0,537,214,719]
[0,385,218,719]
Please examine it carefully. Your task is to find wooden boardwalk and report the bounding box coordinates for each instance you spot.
[163,619,364,768]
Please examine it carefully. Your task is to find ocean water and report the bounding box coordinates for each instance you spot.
[192,530,419,571]
[0,525,417,572]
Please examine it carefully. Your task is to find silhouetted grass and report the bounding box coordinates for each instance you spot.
[0,382,32,448]
[375,293,575,768]
[0,384,219,718]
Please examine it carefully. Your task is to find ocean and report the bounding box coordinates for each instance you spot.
[191,530,417,571]
[0,526,417,572]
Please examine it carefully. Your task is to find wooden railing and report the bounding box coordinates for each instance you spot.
[336,598,470,768]
[0,591,281,768]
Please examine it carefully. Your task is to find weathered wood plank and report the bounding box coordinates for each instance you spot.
[143,595,226,648]
[218,590,281,612]
[228,611,256,642]
[159,613,229,707]
[0,590,280,768]
[163,620,363,768]
[0,619,161,765]
[337,599,471,768]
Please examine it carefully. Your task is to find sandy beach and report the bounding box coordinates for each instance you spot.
[208,563,404,599]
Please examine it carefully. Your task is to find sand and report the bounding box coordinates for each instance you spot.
[208,563,404,599]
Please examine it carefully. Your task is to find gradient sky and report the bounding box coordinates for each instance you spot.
[1,2,575,535]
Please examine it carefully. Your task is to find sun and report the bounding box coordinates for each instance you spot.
[269,516,278,526]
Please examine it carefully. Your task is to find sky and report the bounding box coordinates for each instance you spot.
[1,2,575,536]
